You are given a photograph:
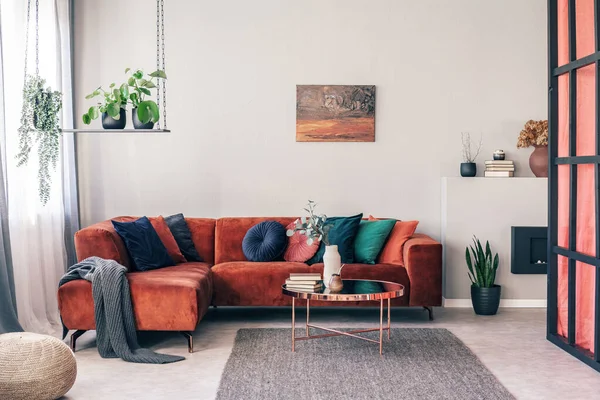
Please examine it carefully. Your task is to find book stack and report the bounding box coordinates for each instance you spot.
[285,273,322,292]
[484,160,515,178]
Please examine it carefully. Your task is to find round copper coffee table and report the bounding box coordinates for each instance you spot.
[282,279,404,355]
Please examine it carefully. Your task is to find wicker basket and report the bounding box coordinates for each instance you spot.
[0,332,77,400]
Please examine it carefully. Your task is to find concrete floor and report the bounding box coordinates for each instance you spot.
[64,307,600,400]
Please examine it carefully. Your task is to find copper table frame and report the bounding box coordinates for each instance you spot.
[282,279,405,355]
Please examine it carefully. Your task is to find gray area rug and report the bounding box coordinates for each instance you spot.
[217,328,514,400]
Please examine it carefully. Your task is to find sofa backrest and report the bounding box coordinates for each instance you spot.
[74,216,217,268]
[215,217,298,264]
[185,218,216,264]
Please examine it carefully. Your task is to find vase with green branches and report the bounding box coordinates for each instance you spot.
[465,236,501,315]
[287,200,340,287]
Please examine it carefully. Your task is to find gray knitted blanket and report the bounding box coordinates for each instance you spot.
[59,256,184,364]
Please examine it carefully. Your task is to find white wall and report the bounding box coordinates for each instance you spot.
[74,1,547,242]
[442,178,548,301]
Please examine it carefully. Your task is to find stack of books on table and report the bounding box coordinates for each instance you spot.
[285,273,322,292]
[485,160,515,178]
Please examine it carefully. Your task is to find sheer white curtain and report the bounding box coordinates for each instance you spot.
[0,0,73,335]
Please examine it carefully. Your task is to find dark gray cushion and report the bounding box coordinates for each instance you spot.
[164,213,203,262]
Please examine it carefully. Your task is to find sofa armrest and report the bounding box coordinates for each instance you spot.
[74,220,131,268]
[403,233,442,307]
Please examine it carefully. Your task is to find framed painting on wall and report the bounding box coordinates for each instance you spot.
[296,85,375,142]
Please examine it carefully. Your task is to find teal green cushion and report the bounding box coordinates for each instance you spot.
[307,214,363,265]
[353,219,396,264]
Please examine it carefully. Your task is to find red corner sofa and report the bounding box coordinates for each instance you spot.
[58,216,442,352]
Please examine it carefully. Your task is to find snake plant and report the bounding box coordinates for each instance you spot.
[465,236,499,288]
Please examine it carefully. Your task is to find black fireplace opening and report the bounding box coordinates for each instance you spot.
[511,226,548,274]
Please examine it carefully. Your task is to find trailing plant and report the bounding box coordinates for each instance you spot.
[17,75,63,204]
[82,82,129,124]
[125,68,167,124]
[461,132,482,163]
[517,119,548,148]
[465,236,499,288]
[286,200,332,246]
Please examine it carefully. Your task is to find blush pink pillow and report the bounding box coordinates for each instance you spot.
[283,221,321,262]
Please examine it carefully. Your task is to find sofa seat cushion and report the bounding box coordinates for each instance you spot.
[58,262,213,331]
[211,261,409,307]
[212,261,318,306]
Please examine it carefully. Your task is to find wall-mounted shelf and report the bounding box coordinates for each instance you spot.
[62,129,170,134]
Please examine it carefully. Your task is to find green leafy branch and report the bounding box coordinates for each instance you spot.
[286,200,332,246]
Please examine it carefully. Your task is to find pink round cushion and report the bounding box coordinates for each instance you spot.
[283,221,321,262]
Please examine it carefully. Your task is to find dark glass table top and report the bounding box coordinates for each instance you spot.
[282,279,404,301]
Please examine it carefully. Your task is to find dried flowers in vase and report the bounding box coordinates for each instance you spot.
[517,120,548,148]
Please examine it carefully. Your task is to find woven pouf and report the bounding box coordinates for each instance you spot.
[0,332,77,400]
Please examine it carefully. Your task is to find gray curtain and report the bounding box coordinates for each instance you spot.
[0,2,22,334]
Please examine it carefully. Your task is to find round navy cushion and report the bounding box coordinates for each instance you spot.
[242,221,287,262]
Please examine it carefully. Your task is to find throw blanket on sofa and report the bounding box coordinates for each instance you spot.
[58,257,184,364]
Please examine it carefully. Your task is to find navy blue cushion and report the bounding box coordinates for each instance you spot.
[242,221,287,262]
[307,213,363,265]
[164,213,203,262]
[112,216,175,271]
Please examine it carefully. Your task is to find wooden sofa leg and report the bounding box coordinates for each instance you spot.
[181,331,194,353]
[423,307,434,321]
[70,330,87,352]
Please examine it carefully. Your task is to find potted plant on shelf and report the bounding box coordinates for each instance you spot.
[17,75,62,204]
[517,119,548,177]
[460,132,482,177]
[466,236,501,315]
[126,68,167,129]
[82,83,128,129]
[287,200,336,287]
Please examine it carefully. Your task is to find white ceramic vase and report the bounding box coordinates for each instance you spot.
[323,245,341,288]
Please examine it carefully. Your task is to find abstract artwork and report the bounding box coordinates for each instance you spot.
[296,85,376,142]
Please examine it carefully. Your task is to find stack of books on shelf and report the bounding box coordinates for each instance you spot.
[285,273,322,292]
[485,160,515,178]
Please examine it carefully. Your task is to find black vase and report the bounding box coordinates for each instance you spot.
[102,109,126,129]
[460,162,477,177]
[471,285,501,315]
[132,108,155,129]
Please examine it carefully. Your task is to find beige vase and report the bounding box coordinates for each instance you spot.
[529,145,548,177]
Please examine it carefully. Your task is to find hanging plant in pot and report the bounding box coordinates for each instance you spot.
[286,200,336,287]
[82,83,128,129]
[17,75,63,204]
[460,132,482,177]
[466,236,501,315]
[517,119,548,177]
[126,68,167,129]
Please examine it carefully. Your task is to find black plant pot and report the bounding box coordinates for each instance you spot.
[471,285,501,315]
[102,109,126,129]
[132,108,155,129]
[460,162,477,177]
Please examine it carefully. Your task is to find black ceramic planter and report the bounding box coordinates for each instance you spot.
[471,285,501,315]
[102,109,126,129]
[132,108,155,129]
[460,162,477,177]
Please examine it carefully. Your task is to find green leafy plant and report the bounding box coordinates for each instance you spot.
[82,82,129,124]
[286,200,332,246]
[465,236,499,288]
[125,68,167,124]
[17,75,63,204]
